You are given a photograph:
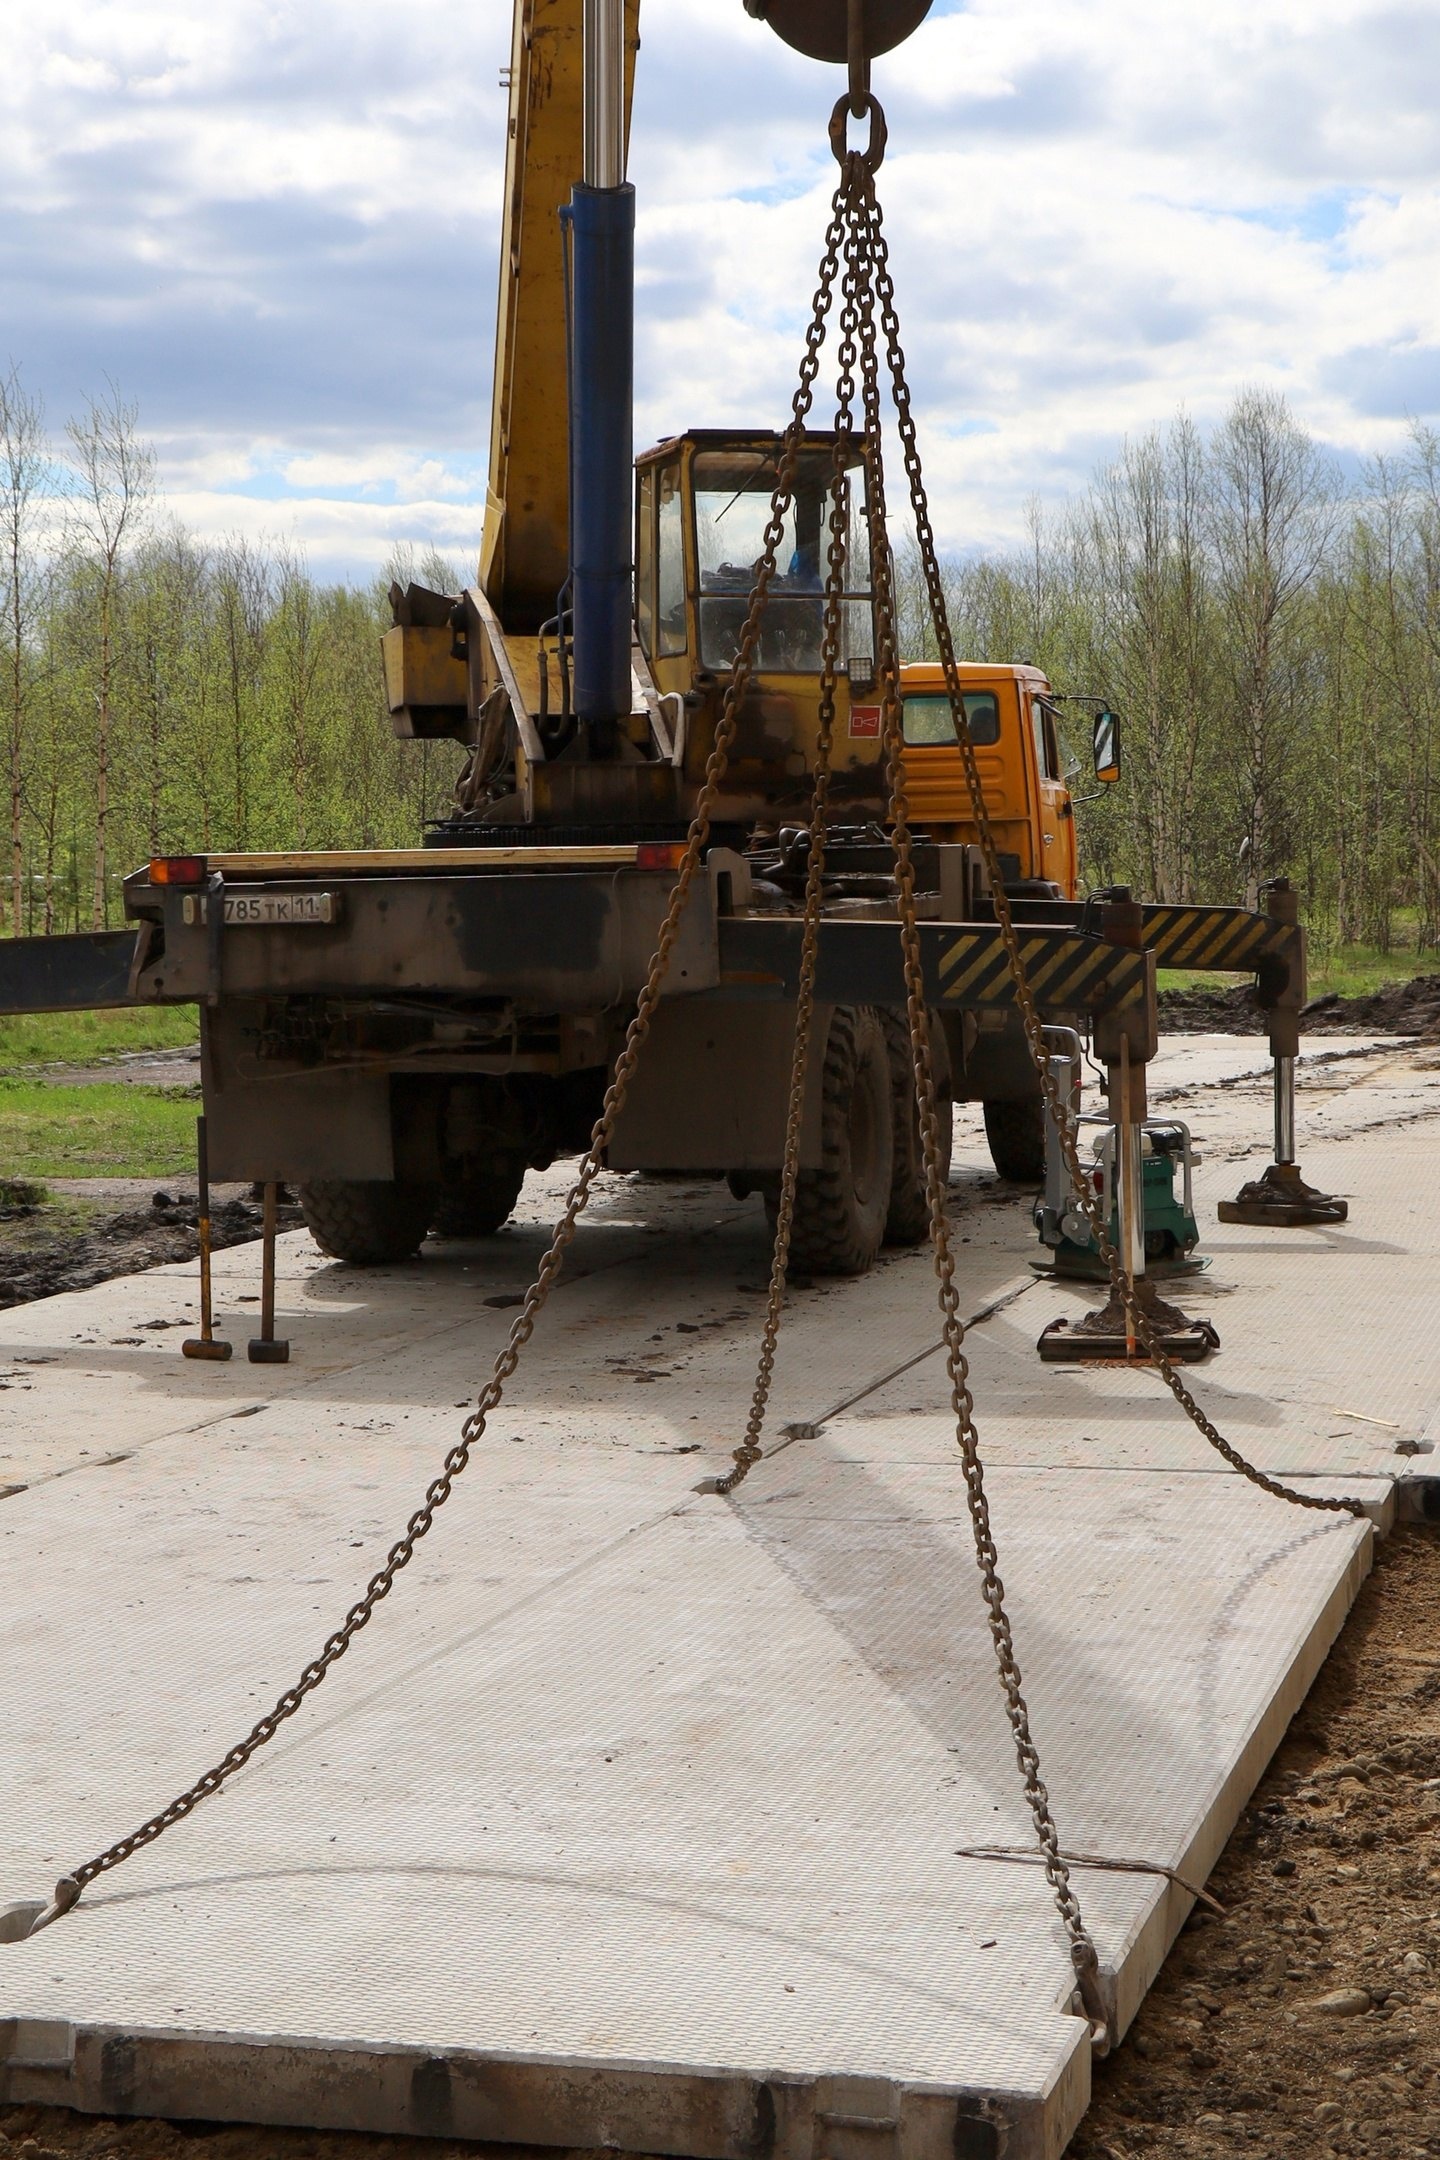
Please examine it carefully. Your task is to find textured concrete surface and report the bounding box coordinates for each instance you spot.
[0,1033,1433,2159]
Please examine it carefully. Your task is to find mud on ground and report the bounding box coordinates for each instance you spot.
[0,1185,301,1308]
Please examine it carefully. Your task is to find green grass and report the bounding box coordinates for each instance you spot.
[0,1004,198,1068]
[0,1078,200,1177]
[1160,941,1440,1002]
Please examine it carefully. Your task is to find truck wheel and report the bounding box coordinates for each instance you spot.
[983,1097,1046,1183]
[773,1006,893,1278]
[881,1009,953,1245]
[431,1160,526,1238]
[299,1179,439,1264]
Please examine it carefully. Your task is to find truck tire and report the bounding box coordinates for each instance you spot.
[299,1179,438,1264]
[881,1009,953,1245]
[983,1096,1046,1183]
[772,1005,893,1278]
[430,1160,526,1239]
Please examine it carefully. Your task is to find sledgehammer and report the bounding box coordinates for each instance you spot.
[182,1116,232,1362]
[248,1181,290,1364]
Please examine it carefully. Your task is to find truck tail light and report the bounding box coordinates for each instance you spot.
[635,842,687,872]
[150,855,207,886]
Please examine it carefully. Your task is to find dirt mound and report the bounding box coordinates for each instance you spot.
[1158,981,1266,1034]
[1159,970,1440,1038]
[1301,970,1440,1037]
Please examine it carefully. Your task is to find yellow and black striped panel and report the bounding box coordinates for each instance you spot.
[1140,905,1296,973]
[935,927,1148,1011]
[717,917,1151,1016]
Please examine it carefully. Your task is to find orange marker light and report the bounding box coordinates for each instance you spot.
[149,856,207,886]
[635,842,686,873]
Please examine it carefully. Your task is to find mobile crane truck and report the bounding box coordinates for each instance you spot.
[0,0,1332,1284]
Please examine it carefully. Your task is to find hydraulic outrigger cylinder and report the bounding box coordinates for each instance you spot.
[1219,878,1349,1228]
[565,0,636,745]
[1038,894,1219,1363]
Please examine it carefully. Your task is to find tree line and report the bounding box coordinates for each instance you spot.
[2,368,1437,951]
[0,369,462,933]
[899,387,1440,953]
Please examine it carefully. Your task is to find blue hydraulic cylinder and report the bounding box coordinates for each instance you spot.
[566,180,636,733]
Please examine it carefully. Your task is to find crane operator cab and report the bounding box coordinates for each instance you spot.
[633,430,888,835]
[389,429,890,847]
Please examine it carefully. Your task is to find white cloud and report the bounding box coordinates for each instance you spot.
[1,0,1436,577]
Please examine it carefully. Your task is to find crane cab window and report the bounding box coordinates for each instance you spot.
[1031,697,1061,780]
[693,445,871,674]
[636,466,655,654]
[656,463,686,656]
[901,691,1000,746]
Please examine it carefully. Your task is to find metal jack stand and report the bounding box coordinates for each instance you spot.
[1040,894,1219,1364]
[247,1183,291,1364]
[1219,879,1348,1228]
[182,1116,232,1363]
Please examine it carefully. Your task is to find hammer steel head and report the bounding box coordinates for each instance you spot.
[743,0,933,62]
[247,1337,291,1364]
[182,1336,234,1362]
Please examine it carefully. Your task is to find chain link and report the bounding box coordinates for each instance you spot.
[716,169,866,1497]
[708,151,1108,2032]
[715,137,1362,2038]
[32,104,1359,1979]
[849,180,1107,2026]
[858,172,1362,1523]
[36,174,862,1931]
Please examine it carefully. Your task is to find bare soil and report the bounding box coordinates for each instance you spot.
[0,1185,301,1308]
[1072,1526,1440,2159]
[1,1532,1435,2160]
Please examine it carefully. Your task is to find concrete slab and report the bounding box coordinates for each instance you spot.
[0,1032,1434,2159]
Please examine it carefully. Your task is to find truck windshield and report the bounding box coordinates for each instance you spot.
[901,691,1000,746]
[693,447,872,674]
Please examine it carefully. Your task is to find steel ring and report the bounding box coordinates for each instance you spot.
[828,91,887,171]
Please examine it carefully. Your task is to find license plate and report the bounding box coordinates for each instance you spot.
[183,889,338,927]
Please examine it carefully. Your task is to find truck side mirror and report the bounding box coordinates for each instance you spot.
[1093,709,1121,784]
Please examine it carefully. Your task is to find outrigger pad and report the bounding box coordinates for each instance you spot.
[1218,1161,1349,1228]
[1038,1282,1220,1365]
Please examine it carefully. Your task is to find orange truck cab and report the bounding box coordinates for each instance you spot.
[899,662,1079,900]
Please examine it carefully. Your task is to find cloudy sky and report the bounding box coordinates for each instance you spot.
[4,0,1437,582]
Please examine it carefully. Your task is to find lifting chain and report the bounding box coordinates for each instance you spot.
[24,90,1359,1981]
[717,120,1108,2035]
[712,90,1363,2033]
[856,168,1361,1523]
[27,168,863,1940]
[713,198,862,1496]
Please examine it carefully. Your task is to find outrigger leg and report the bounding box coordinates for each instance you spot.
[1040,894,1218,1364]
[1219,880,1348,1228]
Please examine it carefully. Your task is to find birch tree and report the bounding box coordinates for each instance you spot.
[66,385,153,925]
[0,365,47,932]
